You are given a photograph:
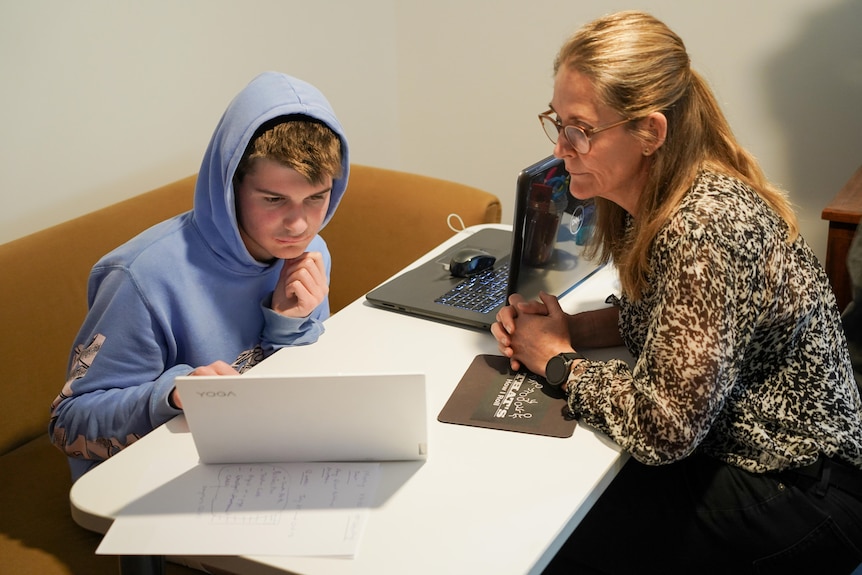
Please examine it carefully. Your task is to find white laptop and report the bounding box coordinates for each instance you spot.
[175,372,428,464]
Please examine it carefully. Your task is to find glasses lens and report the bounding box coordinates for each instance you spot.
[563,126,589,154]
[540,116,560,144]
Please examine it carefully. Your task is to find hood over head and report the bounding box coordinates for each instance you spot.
[193,72,350,272]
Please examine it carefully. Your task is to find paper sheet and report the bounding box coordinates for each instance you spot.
[97,462,380,557]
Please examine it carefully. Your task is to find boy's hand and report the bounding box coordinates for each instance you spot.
[170,360,240,409]
[271,251,328,317]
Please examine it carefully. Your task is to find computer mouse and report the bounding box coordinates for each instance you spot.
[449,248,496,278]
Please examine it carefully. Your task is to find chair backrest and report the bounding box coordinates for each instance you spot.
[322,164,502,313]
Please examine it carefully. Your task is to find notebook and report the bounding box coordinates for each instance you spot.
[364,155,603,330]
[175,372,428,464]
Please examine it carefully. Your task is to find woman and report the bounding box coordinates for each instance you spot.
[492,11,862,574]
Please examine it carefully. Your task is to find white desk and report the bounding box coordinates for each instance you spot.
[70,224,630,575]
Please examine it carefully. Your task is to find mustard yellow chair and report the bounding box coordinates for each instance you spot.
[0,176,200,574]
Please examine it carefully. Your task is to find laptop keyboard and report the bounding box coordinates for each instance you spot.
[434,264,510,314]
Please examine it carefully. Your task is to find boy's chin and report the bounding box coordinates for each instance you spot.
[271,244,311,261]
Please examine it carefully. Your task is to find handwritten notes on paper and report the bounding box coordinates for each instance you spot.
[97,462,380,557]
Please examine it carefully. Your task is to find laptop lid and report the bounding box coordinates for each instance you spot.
[176,373,428,464]
[364,156,602,330]
[506,156,600,305]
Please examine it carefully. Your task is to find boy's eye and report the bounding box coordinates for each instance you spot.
[307,192,330,203]
[263,195,284,204]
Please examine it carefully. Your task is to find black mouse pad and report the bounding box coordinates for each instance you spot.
[438,354,577,438]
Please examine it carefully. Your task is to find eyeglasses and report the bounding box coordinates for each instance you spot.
[538,109,632,154]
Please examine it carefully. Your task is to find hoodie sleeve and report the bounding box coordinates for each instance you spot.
[49,266,187,469]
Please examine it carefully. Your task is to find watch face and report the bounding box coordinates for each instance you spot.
[545,356,568,387]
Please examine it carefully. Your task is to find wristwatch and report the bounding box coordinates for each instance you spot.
[544,352,585,388]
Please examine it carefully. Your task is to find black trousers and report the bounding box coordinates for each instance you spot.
[543,454,862,575]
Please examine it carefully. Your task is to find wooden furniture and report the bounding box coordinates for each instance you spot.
[821,165,862,311]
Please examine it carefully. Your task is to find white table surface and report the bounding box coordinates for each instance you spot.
[70,224,631,575]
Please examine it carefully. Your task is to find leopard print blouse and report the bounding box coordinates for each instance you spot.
[567,171,862,473]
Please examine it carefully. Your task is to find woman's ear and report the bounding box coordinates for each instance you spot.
[641,112,667,155]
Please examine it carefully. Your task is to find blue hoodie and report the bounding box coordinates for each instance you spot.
[49,72,350,480]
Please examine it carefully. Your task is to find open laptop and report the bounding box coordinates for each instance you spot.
[176,372,427,464]
[364,155,603,330]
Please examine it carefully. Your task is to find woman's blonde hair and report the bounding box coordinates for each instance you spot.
[555,11,797,298]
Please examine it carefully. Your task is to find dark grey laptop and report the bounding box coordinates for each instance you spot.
[364,156,603,330]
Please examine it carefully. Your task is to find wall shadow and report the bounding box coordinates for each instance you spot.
[763,0,862,216]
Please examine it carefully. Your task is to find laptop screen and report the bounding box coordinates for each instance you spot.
[507,156,596,303]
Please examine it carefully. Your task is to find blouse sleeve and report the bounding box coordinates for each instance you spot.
[568,225,753,465]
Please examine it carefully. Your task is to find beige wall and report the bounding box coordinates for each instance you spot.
[3,0,861,264]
